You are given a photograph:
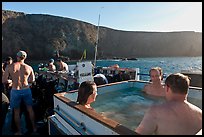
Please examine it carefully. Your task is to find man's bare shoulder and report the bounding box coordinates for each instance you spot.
[25,63,32,67]
[149,103,169,114]
[6,63,14,71]
[22,63,33,69]
[143,83,151,91]
[186,101,202,113]
[143,105,160,120]
[144,83,151,88]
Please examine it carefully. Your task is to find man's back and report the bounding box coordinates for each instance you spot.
[2,50,37,135]
[61,61,68,71]
[136,101,202,135]
[5,62,34,90]
[145,101,202,135]
[47,63,56,71]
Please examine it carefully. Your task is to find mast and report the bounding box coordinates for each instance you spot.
[94,14,100,67]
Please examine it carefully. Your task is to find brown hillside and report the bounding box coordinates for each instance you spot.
[2,10,202,61]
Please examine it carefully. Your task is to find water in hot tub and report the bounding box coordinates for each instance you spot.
[91,87,165,131]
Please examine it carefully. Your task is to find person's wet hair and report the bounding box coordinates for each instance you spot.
[165,73,190,94]
[77,81,96,105]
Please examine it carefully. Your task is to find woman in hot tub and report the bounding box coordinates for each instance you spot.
[77,81,98,109]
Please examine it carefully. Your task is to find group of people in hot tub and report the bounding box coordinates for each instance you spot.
[77,67,202,135]
[2,50,201,135]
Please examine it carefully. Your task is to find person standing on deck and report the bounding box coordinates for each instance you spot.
[2,56,13,72]
[47,58,56,71]
[2,57,13,98]
[94,73,108,85]
[135,73,202,135]
[56,58,69,72]
[2,50,37,135]
[1,92,9,130]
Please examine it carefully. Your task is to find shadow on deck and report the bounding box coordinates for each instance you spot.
[2,107,49,135]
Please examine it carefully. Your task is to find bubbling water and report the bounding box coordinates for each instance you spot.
[92,87,165,131]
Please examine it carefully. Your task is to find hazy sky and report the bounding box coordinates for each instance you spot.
[2,2,202,32]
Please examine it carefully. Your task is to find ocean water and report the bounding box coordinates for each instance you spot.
[97,56,202,81]
[29,56,202,81]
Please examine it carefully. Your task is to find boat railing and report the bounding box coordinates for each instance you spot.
[37,63,202,91]
[95,67,168,81]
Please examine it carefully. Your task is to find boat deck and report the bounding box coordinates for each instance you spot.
[2,107,49,135]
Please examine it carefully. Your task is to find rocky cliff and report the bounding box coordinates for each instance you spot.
[2,10,202,61]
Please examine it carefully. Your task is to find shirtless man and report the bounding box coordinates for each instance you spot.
[47,58,56,71]
[2,56,13,72]
[56,58,69,72]
[143,67,165,97]
[2,57,13,97]
[135,73,202,135]
[2,51,37,135]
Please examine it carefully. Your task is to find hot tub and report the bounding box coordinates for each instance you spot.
[48,80,202,135]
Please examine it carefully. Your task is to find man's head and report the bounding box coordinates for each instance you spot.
[5,56,13,64]
[149,67,163,82]
[49,58,54,63]
[77,81,97,105]
[17,50,27,60]
[165,73,190,95]
[56,58,63,64]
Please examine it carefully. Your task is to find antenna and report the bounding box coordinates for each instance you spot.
[94,14,100,67]
[94,7,104,67]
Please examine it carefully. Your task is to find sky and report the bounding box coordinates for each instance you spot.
[2,2,202,32]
